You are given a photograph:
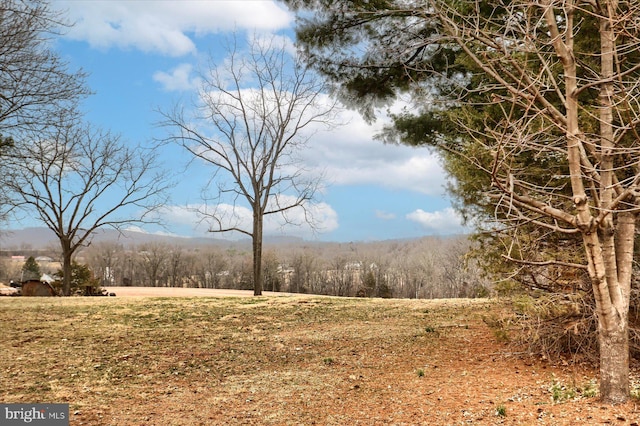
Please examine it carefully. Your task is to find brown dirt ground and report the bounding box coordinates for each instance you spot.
[1,290,640,425]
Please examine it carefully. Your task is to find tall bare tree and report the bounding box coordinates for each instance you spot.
[85,241,124,287]
[424,0,640,403]
[0,0,88,223]
[6,121,169,295]
[160,34,339,295]
[138,243,170,287]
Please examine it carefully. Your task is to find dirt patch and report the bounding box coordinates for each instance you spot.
[1,296,639,425]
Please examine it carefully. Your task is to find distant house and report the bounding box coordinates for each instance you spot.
[40,273,55,284]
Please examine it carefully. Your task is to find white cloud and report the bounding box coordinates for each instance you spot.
[155,51,448,198]
[58,1,293,56]
[153,63,200,91]
[268,195,340,235]
[182,93,448,196]
[249,32,297,57]
[301,108,448,195]
[158,200,338,239]
[406,208,468,234]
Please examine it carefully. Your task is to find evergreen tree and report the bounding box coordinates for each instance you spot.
[54,261,100,294]
[21,256,41,281]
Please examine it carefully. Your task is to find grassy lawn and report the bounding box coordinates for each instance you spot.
[0,295,636,425]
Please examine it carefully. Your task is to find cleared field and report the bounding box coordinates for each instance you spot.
[102,286,299,298]
[0,295,638,425]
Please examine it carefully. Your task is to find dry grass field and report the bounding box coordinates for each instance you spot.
[1,290,640,425]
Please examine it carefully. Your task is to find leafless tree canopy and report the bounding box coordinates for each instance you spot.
[0,0,88,134]
[0,0,89,226]
[160,34,340,295]
[5,120,169,295]
[68,235,485,299]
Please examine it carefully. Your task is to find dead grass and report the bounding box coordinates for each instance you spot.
[1,294,639,425]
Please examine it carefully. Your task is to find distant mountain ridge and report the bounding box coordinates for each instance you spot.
[0,227,221,250]
[0,227,307,251]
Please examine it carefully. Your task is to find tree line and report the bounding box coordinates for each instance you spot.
[81,236,487,299]
[0,236,487,299]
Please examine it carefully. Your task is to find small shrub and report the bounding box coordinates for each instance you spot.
[482,314,511,342]
[580,379,598,398]
[477,285,491,298]
[495,404,506,417]
[502,292,602,363]
[416,369,425,377]
[323,357,334,366]
[549,379,577,403]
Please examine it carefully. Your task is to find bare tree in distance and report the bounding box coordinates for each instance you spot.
[85,241,124,287]
[160,33,340,296]
[6,120,170,295]
[138,242,170,287]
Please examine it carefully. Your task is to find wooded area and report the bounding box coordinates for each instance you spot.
[0,235,487,300]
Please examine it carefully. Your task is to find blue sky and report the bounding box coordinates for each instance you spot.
[43,0,467,242]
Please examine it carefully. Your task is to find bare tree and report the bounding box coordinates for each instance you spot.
[0,0,88,223]
[5,121,169,295]
[137,243,170,288]
[167,245,185,288]
[84,241,124,287]
[261,250,280,292]
[288,251,316,293]
[192,248,228,289]
[418,0,640,403]
[160,34,339,295]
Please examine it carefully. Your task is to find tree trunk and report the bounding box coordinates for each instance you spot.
[61,239,73,297]
[253,213,263,296]
[596,212,635,403]
[599,321,630,404]
[544,1,631,402]
[583,228,631,403]
[594,4,631,403]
